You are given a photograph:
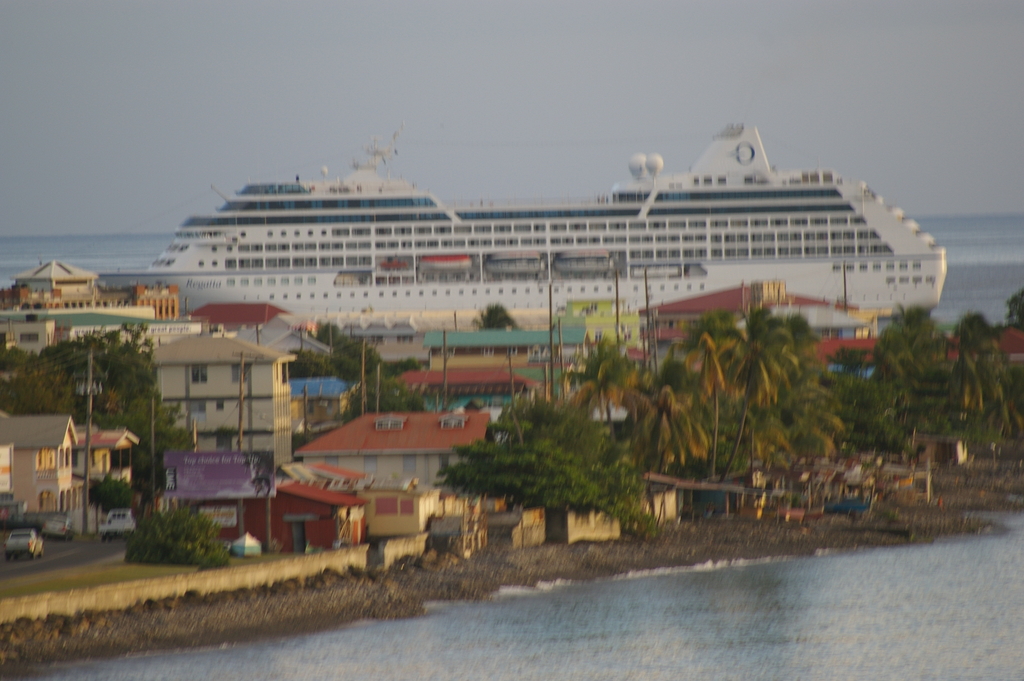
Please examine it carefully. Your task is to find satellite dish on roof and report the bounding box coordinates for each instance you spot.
[629,153,647,179]
[646,153,664,178]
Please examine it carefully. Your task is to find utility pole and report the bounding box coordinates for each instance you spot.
[614,268,621,345]
[302,383,309,438]
[360,340,367,415]
[442,330,448,411]
[644,267,652,371]
[150,395,156,515]
[81,348,94,535]
[557,320,565,395]
[238,354,245,452]
[375,362,381,413]
[548,283,555,400]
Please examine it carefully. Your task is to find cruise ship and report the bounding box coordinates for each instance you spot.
[100,126,946,315]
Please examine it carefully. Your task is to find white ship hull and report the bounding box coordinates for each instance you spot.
[100,125,947,317]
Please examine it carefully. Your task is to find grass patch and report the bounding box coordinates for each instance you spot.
[0,552,295,599]
[0,563,198,599]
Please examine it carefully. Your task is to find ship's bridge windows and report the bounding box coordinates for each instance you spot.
[474,225,492,233]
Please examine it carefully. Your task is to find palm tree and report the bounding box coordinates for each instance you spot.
[719,307,798,481]
[571,339,640,436]
[475,304,518,330]
[950,312,1003,416]
[677,310,737,479]
[631,372,707,474]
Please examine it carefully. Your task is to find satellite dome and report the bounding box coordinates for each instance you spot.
[645,153,664,178]
[629,153,647,179]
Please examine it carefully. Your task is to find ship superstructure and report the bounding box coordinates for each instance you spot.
[102,126,946,315]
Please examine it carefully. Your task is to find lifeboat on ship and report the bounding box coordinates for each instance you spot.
[377,257,411,271]
[419,254,473,272]
[554,249,614,273]
[484,251,544,273]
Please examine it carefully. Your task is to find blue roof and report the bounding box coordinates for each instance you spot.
[290,377,351,398]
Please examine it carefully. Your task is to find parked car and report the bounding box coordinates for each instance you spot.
[99,508,136,541]
[5,528,44,560]
[41,515,74,541]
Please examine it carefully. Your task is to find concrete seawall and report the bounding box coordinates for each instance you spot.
[0,545,368,624]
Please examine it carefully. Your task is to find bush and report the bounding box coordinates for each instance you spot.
[125,509,230,568]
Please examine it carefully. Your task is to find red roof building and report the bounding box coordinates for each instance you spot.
[400,369,540,410]
[213,481,366,553]
[296,411,490,489]
[190,303,290,329]
[1001,327,1024,365]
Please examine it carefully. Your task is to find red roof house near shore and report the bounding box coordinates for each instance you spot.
[190,303,290,329]
[211,481,366,553]
[296,411,490,489]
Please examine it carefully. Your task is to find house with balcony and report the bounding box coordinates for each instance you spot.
[422,328,586,372]
[0,414,79,520]
[154,336,296,465]
[73,425,139,485]
[295,411,489,489]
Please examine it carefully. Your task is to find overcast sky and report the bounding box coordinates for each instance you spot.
[1,0,1022,237]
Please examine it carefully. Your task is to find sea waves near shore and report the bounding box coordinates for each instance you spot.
[4,464,1023,679]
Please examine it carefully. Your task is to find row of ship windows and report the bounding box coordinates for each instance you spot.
[229,230,882,253]
[222,281,709,299]
[213,248,908,273]
[221,215,866,241]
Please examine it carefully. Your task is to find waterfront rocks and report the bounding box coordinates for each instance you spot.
[2,463,1022,675]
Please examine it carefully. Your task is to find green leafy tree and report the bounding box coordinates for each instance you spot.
[571,338,642,436]
[1006,286,1024,331]
[950,312,1004,416]
[290,349,336,378]
[678,310,738,477]
[719,308,798,480]
[475,303,518,330]
[828,372,909,454]
[631,383,707,475]
[90,476,133,513]
[126,509,230,568]
[341,375,425,421]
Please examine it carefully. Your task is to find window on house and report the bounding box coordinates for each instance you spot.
[191,365,208,383]
[364,455,378,474]
[403,455,417,474]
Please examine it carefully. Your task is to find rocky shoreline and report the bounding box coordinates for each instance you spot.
[2,463,1023,676]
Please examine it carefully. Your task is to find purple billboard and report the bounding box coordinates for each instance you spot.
[163,451,276,499]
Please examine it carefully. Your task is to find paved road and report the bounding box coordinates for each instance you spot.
[1,536,127,583]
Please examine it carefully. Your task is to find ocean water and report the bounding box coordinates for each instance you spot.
[0,215,1021,324]
[35,514,1024,681]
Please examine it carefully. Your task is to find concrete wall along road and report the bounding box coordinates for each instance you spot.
[545,509,621,544]
[0,545,368,624]
[371,533,428,569]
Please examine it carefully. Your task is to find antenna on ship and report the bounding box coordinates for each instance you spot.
[352,123,404,172]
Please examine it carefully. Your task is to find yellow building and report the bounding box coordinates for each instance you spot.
[154,336,295,465]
